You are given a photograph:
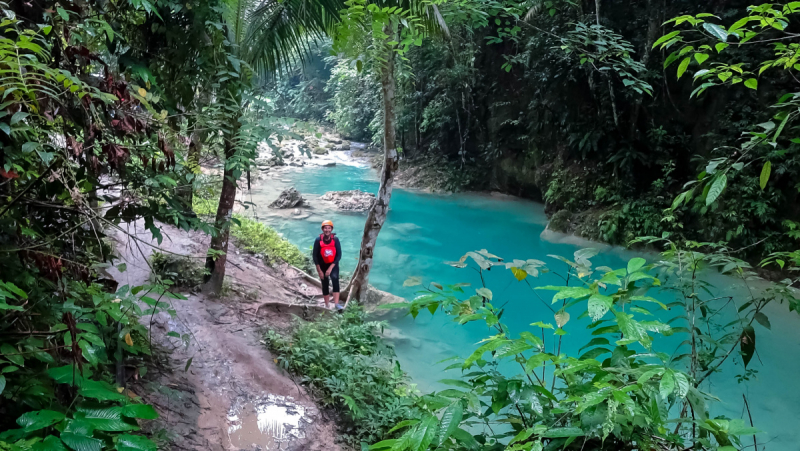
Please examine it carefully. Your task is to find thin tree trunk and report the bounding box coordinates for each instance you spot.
[185,126,202,207]
[344,35,398,303]
[203,130,239,295]
[595,0,620,128]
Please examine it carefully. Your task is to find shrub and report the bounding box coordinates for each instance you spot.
[230,215,309,269]
[265,304,417,447]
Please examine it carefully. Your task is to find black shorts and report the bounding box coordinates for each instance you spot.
[319,262,339,295]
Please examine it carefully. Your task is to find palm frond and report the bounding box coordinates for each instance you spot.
[238,0,345,78]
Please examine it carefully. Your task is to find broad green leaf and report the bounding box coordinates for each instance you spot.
[77,406,138,432]
[409,415,438,451]
[705,173,727,206]
[451,428,479,449]
[588,294,613,321]
[652,31,680,49]
[119,404,158,421]
[403,276,422,287]
[510,267,527,281]
[33,435,68,451]
[673,372,690,398]
[754,312,771,330]
[677,57,691,79]
[554,311,570,328]
[115,434,157,451]
[463,338,507,368]
[694,53,709,64]
[627,258,646,274]
[744,78,758,90]
[439,379,472,389]
[387,420,419,434]
[61,433,101,451]
[78,380,126,401]
[437,402,463,446]
[17,410,66,431]
[524,353,552,373]
[760,161,771,190]
[2,343,24,366]
[476,287,492,300]
[659,370,675,398]
[703,23,728,41]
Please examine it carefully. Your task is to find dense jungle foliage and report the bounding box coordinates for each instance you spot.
[269,0,800,261]
[0,0,317,448]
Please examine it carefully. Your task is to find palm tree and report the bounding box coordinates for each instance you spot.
[202,0,344,294]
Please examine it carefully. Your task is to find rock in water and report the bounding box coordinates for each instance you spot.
[270,187,306,209]
[320,190,376,211]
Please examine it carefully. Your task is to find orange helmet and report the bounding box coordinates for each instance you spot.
[321,220,334,229]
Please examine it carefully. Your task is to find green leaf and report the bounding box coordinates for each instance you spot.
[659,370,675,398]
[542,427,584,438]
[115,435,157,451]
[437,402,463,446]
[409,415,438,451]
[10,111,29,125]
[760,161,771,190]
[476,287,492,300]
[706,174,727,205]
[694,53,709,64]
[76,406,138,432]
[703,23,728,42]
[0,375,4,395]
[464,338,508,368]
[387,420,419,434]
[673,372,690,398]
[652,31,680,49]
[588,294,614,321]
[744,78,758,90]
[17,410,66,432]
[715,42,729,52]
[451,428,480,449]
[754,312,771,330]
[60,433,102,451]
[555,311,570,328]
[677,57,691,79]
[78,380,126,401]
[33,435,68,451]
[627,258,646,274]
[48,365,82,384]
[2,343,24,366]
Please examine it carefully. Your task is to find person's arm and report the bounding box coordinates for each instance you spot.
[312,239,323,278]
[334,237,342,265]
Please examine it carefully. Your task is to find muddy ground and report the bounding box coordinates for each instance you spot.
[106,220,342,451]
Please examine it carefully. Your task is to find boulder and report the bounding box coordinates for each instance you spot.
[269,187,305,209]
[328,137,342,144]
[320,190,376,212]
[313,147,328,155]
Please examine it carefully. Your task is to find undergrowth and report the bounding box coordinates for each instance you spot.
[265,304,417,447]
[192,194,309,270]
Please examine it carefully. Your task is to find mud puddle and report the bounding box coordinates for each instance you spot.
[227,395,315,450]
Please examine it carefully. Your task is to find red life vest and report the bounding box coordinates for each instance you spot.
[319,234,336,264]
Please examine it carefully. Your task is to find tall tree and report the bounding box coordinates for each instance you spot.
[202,0,344,294]
[336,0,449,302]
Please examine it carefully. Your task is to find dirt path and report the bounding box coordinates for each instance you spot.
[106,221,341,451]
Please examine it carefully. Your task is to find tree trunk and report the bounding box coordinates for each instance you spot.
[344,38,398,303]
[202,132,238,295]
[185,127,203,207]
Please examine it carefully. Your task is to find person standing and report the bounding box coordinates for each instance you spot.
[313,220,342,310]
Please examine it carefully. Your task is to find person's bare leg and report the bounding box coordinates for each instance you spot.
[323,295,330,309]
[333,292,340,309]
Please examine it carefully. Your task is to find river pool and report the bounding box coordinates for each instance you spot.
[242,160,800,449]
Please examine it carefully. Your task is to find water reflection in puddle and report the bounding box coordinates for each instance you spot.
[227,395,308,450]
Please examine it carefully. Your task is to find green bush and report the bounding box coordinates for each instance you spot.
[265,304,417,447]
[230,215,309,269]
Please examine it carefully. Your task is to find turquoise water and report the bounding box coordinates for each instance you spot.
[245,163,800,448]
